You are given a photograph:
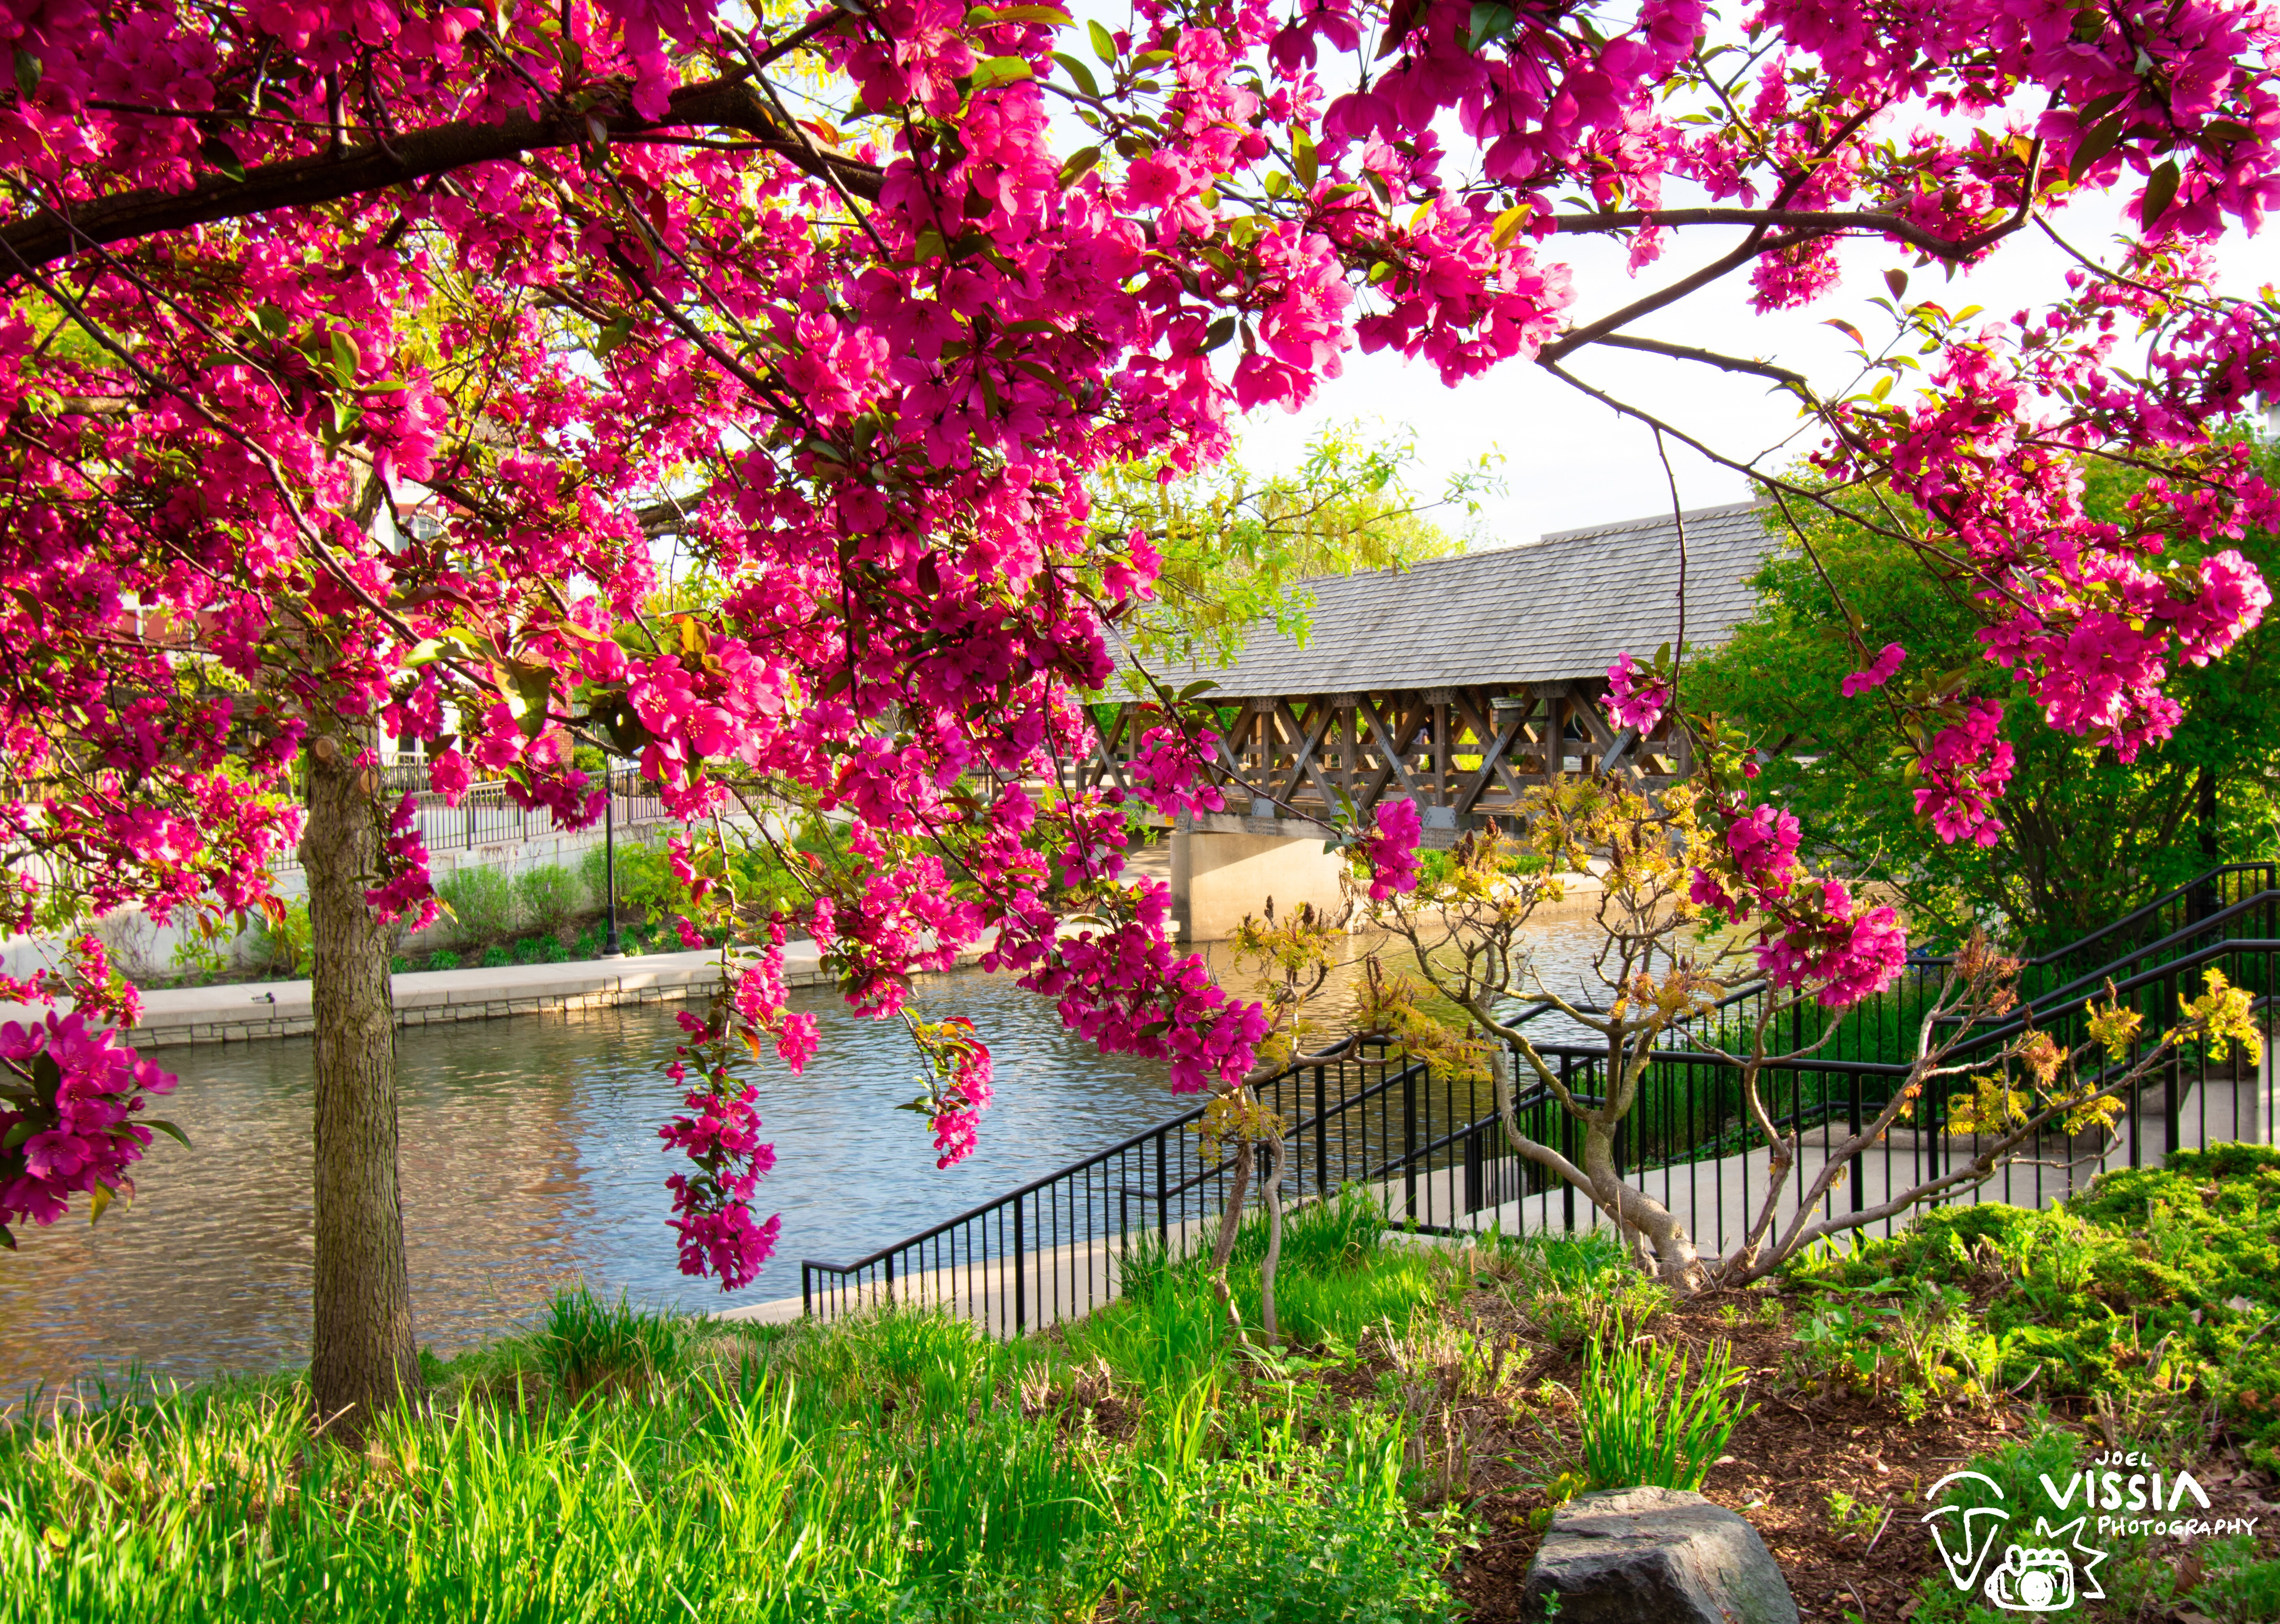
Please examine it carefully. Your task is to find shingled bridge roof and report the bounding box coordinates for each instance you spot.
[1149,500,1775,699]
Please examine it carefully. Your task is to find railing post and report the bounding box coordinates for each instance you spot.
[1560,1056,1576,1234]
[1314,1063,1329,1201]
[1013,1196,1027,1335]
[884,1253,895,1308]
[2165,970,2182,1160]
[1157,1130,1169,1250]
[1850,1068,1864,1214]
[1402,1063,1418,1222]
[802,1264,812,1320]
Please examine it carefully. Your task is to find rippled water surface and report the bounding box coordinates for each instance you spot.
[2,911,1609,1396]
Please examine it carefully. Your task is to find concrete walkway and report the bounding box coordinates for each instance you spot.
[87,948,792,1050]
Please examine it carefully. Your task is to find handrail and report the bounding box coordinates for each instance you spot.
[802,1045,1431,1277]
[799,863,2280,1334]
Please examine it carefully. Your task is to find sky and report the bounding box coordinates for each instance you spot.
[1229,190,2275,549]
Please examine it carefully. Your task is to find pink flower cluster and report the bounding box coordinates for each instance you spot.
[911,1017,995,1169]
[1912,700,2016,849]
[1755,880,1910,1010]
[1604,652,1670,734]
[1357,797,1424,901]
[658,1041,781,1291]
[0,1012,178,1238]
[1840,643,1906,698]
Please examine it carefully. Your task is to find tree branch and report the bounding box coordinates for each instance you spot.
[0,78,884,279]
[1546,204,2036,263]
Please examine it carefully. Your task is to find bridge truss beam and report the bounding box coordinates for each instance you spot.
[1061,680,1690,847]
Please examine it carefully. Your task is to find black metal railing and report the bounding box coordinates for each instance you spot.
[273,764,676,870]
[802,866,2280,1334]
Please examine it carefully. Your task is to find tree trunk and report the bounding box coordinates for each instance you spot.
[302,729,417,1440]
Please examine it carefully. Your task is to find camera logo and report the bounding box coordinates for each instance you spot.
[1921,1472,2109,1613]
[1983,1541,2077,1612]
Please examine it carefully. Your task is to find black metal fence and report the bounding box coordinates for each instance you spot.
[274,764,675,871]
[802,866,2280,1335]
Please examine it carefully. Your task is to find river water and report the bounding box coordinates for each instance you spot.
[1,912,1611,1398]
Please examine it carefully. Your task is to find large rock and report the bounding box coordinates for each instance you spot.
[1519,1486,1799,1624]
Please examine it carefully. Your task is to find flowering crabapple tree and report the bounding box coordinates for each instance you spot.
[2,0,2277,1424]
[1281,752,2262,1294]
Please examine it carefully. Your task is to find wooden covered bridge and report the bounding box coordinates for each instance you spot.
[1071,500,1777,937]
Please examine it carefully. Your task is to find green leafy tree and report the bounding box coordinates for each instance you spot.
[1091,420,1499,677]
[1692,461,2280,948]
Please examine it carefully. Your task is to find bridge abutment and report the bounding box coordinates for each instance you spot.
[1170,822,1351,942]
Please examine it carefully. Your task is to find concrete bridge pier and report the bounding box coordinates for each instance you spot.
[1169,815,1353,942]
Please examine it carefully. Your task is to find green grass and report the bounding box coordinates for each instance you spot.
[2,1212,1474,1624]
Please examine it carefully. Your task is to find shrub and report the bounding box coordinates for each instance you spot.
[1577,1324,1748,1492]
[478,944,512,968]
[532,1285,687,1401]
[512,863,581,933]
[1792,1145,2280,1469]
[1137,1408,1460,1624]
[437,863,517,944]
[424,950,460,972]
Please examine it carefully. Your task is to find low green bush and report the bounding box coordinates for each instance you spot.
[478,944,512,969]
[512,863,582,934]
[436,864,516,944]
[424,949,460,972]
[1790,1144,2280,1469]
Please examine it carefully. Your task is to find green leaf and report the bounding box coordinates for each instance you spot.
[1465,1,1515,53]
[1178,678,1222,701]
[2068,110,2130,184]
[913,227,948,262]
[1489,202,1530,247]
[13,50,40,101]
[2,1120,32,1150]
[1822,318,1865,347]
[329,329,360,385]
[970,55,1034,91]
[2140,158,2181,230]
[1291,125,1318,191]
[1056,145,1102,187]
[89,1182,112,1225]
[1050,51,1099,97]
[0,1220,13,1251]
[594,314,634,356]
[143,1119,192,1151]
[31,1051,60,1099]
[984,4,1072,21]
[201,135,246,183]
[1883,268,1908,300]
[1088,19,1117,63]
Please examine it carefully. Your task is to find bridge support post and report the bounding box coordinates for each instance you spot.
[1170,824,1350,942]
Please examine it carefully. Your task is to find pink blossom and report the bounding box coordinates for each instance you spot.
[1357,797,1423,901]
[1840,642,1906,697]
[1604,652,1669,733]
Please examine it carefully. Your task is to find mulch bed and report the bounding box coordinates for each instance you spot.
[1428,1287,2280,1624]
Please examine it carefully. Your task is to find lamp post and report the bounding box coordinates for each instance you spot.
[601,757,623,958]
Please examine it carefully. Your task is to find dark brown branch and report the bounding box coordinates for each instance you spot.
[0,77,884,279]
[1591,332,1810,389]
[1546,203,2035,263]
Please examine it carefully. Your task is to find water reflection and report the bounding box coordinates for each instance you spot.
[2,907,1614,1396]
